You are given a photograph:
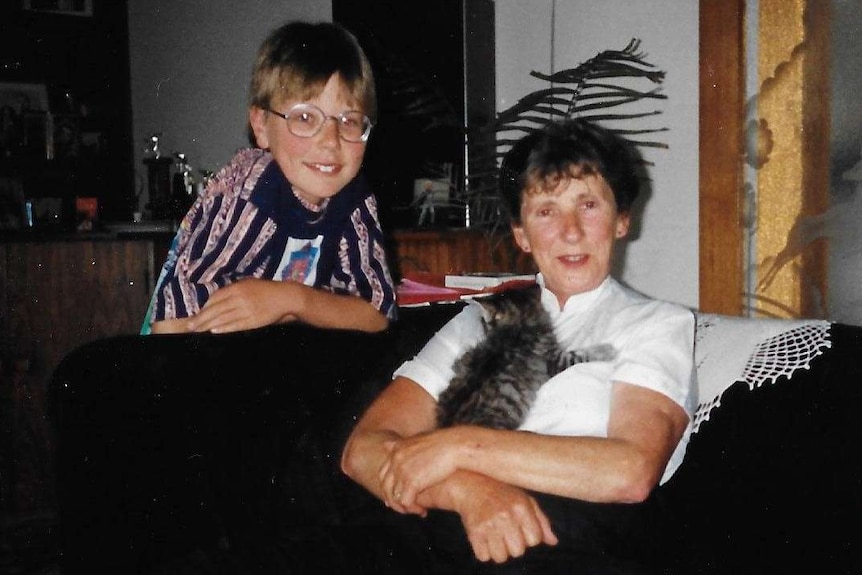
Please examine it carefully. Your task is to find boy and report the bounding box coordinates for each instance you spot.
[143,21,396,335]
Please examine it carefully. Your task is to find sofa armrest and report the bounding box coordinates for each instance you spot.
[663,322,862,574]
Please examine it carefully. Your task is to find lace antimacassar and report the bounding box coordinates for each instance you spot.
[692,317,831,433]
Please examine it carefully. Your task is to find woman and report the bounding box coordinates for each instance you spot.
[341,118,696,573]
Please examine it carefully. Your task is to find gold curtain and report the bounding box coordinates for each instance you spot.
[747,0,831,318]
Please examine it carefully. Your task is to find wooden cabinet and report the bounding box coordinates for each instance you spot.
[392,228,535,276]
[0,235,158,391]
[0,229,530,385]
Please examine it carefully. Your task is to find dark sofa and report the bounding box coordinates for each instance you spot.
[49,303,862,574]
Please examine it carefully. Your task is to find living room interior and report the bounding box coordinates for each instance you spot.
[1,0,860,572]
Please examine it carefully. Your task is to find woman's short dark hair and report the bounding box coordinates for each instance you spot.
[498,118,640,223]
[248,21,376,120]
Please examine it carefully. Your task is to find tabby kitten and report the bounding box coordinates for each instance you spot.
[436,284,616,430]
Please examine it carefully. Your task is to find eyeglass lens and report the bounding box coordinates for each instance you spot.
[282,104,371,142]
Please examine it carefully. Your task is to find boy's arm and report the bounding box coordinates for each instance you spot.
[149,317,194,334]
[334,194,398,322]
[184,277,389,333]
[146,150,277,329]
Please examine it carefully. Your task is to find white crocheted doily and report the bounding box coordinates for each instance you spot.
[693,313,832,434]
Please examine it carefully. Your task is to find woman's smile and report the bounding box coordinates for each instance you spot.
[558,254,588,264]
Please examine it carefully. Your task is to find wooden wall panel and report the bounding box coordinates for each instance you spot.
[699,0,746,315]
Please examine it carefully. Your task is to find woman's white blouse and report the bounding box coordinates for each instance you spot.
[394,276,697,484]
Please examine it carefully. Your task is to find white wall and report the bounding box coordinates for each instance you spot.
[127,0,700,309]
[496,0,699,308]
[127,0,331,190]
[828,1,862,325]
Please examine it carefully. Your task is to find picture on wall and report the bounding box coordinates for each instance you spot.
[0,177,27,231]
[0,82,52,160]
[22,0,93,16]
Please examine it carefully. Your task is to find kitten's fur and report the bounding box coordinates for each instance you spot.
[436,284,617,430]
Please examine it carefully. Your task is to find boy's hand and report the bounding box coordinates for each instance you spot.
[188,278,297,333]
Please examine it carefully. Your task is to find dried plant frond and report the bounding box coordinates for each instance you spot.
[466,38,668,233]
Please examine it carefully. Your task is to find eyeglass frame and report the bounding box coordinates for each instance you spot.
[262,103,373,143]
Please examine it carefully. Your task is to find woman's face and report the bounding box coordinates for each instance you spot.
[248,74,367,206]
[512,174,629,307]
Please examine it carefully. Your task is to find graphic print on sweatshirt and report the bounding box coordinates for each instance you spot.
[274,235,322,285]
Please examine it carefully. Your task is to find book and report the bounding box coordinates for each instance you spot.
[443,272,536,290]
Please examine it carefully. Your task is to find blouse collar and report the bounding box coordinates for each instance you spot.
[537,274,613,316]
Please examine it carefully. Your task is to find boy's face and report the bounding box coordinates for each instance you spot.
[249,74,367,206]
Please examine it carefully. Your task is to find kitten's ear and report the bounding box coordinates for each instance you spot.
[471,298,497,323]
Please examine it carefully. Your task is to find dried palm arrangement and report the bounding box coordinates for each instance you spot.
[465,39,669,236]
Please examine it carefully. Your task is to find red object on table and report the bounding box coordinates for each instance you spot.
[396,272,536,307]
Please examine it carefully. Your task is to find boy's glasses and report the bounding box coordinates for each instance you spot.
[264,103,373,143]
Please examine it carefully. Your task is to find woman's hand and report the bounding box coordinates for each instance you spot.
[378,434,559,564]
[448,472,558,563]
[378,427,466,511]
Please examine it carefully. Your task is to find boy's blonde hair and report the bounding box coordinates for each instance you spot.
[249,21,376,119]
